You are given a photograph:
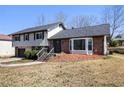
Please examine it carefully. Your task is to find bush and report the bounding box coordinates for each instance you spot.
[110,40,119,47]
[24,50,38,60]
[31,50,38,60]
[24,50,31,59]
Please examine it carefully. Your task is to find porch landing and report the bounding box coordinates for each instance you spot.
[46,53,103,62]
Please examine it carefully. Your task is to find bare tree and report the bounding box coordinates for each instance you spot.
[37,14,46,26]
[70,15,98,28]
[55,11,67,23]
[102,6,124,40]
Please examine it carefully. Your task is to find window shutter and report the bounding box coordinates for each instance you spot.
[19,35,20,41]
[23,34,25,41]
[34,33,35,40]
[42,32,44,39]
[28,34,29,41]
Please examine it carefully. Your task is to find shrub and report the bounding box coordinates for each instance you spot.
[24,50,31,59]
[110,40,119,47]
[24,50,38,60]
[30,50,38,60]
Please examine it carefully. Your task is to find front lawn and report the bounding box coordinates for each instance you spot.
[0,54,124,87]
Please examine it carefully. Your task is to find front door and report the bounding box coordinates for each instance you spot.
[53,40,61,53]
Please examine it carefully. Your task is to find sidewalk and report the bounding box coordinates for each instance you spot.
[0,58,22,63]
[0,61,44,67]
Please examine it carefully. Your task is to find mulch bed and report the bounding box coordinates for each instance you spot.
[46,53,103,62]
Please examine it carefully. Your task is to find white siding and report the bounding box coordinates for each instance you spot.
[13,32,48,47]
[0,40,15,57]
[13,25,64,47]
[48,26,63,38]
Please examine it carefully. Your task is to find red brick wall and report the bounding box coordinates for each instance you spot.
[49,36,104,55]
[93,36,104,55]
[61,39,70,53]
[48,40,53,50]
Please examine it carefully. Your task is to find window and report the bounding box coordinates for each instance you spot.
[14,35,20,41]
[35,32,44,39]
[74,39,85,50]
[24,34,29,41]
[88,39,92,50]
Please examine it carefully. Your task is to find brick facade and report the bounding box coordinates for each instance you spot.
[61,39,70,53]
[49,36,105,55]
[93,36,104,55]
[48,40,54,50]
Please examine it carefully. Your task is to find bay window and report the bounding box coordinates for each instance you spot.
[73,39,85,50]
[69,38,93,54]
[88,39,92,50]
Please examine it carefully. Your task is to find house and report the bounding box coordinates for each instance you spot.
[10,22,110,58]
[0,34,15,57]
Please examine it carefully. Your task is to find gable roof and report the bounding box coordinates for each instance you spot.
[11,22,65,35]
[0,34,12,41]
[49,24,110,39]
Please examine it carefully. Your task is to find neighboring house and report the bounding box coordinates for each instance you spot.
[0,34,15,57]
[10,22,110,57]
[115,33,124,46]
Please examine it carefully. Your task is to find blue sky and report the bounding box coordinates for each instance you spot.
[0,5,106,35]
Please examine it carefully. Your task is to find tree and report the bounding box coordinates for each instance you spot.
[55,11,67,23]
[102,6,124,41]
[37,14,46,26]
[70,15,98,28]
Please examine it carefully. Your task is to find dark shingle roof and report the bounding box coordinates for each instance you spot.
[11,22,64,35]
[49,24,110,39]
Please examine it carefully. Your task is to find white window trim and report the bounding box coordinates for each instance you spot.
[69,37,93,55]
[104,35,107,55]
[24,34,29,41]
[35,32,43,40]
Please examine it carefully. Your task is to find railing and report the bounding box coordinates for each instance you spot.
[36,47,54,61]
[46,48,54,59]
[36,48,48,61]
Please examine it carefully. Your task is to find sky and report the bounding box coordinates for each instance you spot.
[0,5,106,35]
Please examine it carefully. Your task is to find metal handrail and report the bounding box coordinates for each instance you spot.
[47,48,54,56]
[37,52,46,60]
[37,47,54,61]
[36,48,47,56]
[45,48,54,60]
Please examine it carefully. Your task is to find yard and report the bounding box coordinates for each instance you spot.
[0,54,124,87]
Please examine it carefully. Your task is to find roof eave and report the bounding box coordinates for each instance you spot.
[10,29,48,35]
